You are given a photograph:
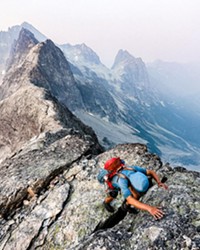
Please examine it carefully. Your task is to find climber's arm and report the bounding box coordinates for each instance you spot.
[126,195,165,219]
[146,170,168,190]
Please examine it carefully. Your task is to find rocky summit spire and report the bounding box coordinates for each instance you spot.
[6,28,39,70]
[0,29,40,100]
[111,49,150,100]
[112,49,137,69]
[13,28,38,54]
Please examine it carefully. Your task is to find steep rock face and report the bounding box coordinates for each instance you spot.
[29,39,84,111]
[67,146,200,250]
[0,28,103,164]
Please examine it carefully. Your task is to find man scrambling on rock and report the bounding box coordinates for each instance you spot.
[97,157,168,220]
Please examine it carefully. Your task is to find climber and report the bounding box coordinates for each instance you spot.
[97,157,168,220]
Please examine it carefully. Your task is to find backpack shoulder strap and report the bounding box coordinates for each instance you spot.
[116,167,136,186]
[105,169,121,190]
[105,166,135,190]
[122,167,136,172]
[117,172,128,179]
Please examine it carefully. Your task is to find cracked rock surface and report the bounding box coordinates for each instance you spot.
[0,127,101,250]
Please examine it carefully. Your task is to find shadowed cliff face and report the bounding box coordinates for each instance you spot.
[29,39,84,111]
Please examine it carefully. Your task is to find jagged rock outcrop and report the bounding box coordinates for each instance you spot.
[0,128,101,250]
[29,39,84,111]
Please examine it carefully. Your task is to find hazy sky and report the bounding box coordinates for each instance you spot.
[1,0,200,67]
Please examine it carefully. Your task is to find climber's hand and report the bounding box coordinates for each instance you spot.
[148,206,165,220]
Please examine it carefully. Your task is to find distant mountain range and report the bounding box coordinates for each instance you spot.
[0,22,200,170]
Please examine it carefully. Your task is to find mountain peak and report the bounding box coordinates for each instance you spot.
[112,49,143,69]
[74,43,100,64]
[6,28,39,70]
[117,49,135,59]
[21,22,47,42]
[17,28,38,49]
[21,21,34,28]
[61,42,101,65]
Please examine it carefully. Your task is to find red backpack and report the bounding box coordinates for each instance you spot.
[104,157,125,189]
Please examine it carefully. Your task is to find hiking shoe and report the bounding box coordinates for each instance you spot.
[103,202,115,213]
[121,201,138,214]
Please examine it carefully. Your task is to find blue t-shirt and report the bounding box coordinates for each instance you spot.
[112,166,149,199]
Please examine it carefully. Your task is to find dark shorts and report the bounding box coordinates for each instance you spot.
[107,189,118,198]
